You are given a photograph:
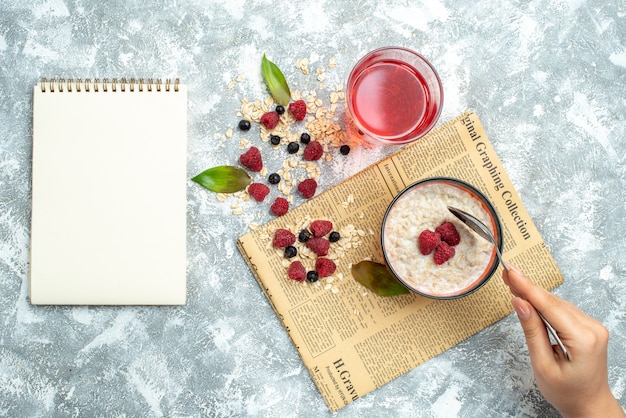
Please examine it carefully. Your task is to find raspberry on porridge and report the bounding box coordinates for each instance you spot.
[381,178,501,298]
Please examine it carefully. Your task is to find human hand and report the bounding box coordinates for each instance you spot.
[502,265,625,417]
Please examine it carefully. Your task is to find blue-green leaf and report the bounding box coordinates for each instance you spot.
[192,166,252,193]
[262,54,291,106]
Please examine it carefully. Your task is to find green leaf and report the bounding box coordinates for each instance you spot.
[351,261,410,296]
[192,166,252,193]
[261,54,291,106]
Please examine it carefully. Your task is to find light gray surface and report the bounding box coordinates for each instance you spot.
[1,0,625,417]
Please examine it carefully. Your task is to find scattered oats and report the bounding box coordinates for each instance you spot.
[330,92,339,104]
[324,283,332,290]
[227,80,236,90]
[249,223,259,230]
[317,72,326,82]
[328,57,337,68]
[337,272,344,280]
[369,229,375,235]
[347,194,355,204]
[341,201,349,209]
[325,154,333,162]
[326,277,334,283]
[238,137,249,148]
[353,308,358,315]
[282,259,291,268]
[236,75,243,82]
[216,193,228,202]
[331,286,339,294]
[232,207,243,215]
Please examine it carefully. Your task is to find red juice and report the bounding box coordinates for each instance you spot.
[346,47,443,145]
[350,61,429,141]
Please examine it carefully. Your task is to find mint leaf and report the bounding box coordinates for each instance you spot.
[261,54,291,106]
[192,166,252,193]
[351,261,410,296]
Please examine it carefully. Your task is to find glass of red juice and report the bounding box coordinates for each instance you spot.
[345,47,443,146]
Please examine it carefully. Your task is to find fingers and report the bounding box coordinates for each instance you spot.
[511,297,555,367]
[502,265,572,331]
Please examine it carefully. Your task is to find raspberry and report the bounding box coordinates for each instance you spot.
[307,237,330,256]
[315,258,336,277]
[297,178,317,199]
[418,230,441,255]
[273,228,296,248]
[303,141,323,161]
[270,197,289,216]
[310,220,333,237]
[239,146,263,172]
[288,99,307,121]
[260,111,280,129]
[435,221,461,246]
[287,261,306,282]
[433,242,456,265]
[247,183,270,202]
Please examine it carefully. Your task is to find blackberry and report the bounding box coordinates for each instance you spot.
[329,231,341,243]
[238,119,251,131]
[268,173,281,184]
[298,229,312,243]
[300,132,311,144]
[284,245,297,258]
[306,271,319,282]
[339,145,351,155]
[287,142,300,154]
[275,105,285,115]
[270,135,281,146]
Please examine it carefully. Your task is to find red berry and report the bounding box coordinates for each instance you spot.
[273,228,296,248]
[247,183,270,202]
[307,237,330,256]
[310,220,333,237]
[297,178,317,199]
[287,261,306,282]
[270,197,289,216]
[433,242,456,265]
[435,221,461,246]
[288,99,307,121]
[315,258,337,277]
[260,111,280,129]
[303,141,323,161]
[239,146,263,172]
[418,230,441,255]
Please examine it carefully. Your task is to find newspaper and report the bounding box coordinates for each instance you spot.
[236,111,563,412]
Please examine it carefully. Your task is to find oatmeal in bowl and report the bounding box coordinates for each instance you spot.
[381,177,503,299]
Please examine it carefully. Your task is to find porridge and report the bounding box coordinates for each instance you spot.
[382,180,497,297]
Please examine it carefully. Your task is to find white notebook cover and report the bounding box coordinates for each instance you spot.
[30,79,187,305]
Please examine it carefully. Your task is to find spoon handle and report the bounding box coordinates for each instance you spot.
[537,311,571,361]
[495,247,570,360]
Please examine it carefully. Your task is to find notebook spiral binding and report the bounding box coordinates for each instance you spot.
[40,78,181,93]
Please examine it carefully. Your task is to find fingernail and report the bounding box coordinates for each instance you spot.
[512,297,530,320]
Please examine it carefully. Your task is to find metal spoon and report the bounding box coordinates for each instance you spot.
[447,206,570,361]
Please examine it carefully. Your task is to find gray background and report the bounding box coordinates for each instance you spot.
[1,0,624,417]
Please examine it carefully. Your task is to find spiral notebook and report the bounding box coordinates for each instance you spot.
[30,78,187,305]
